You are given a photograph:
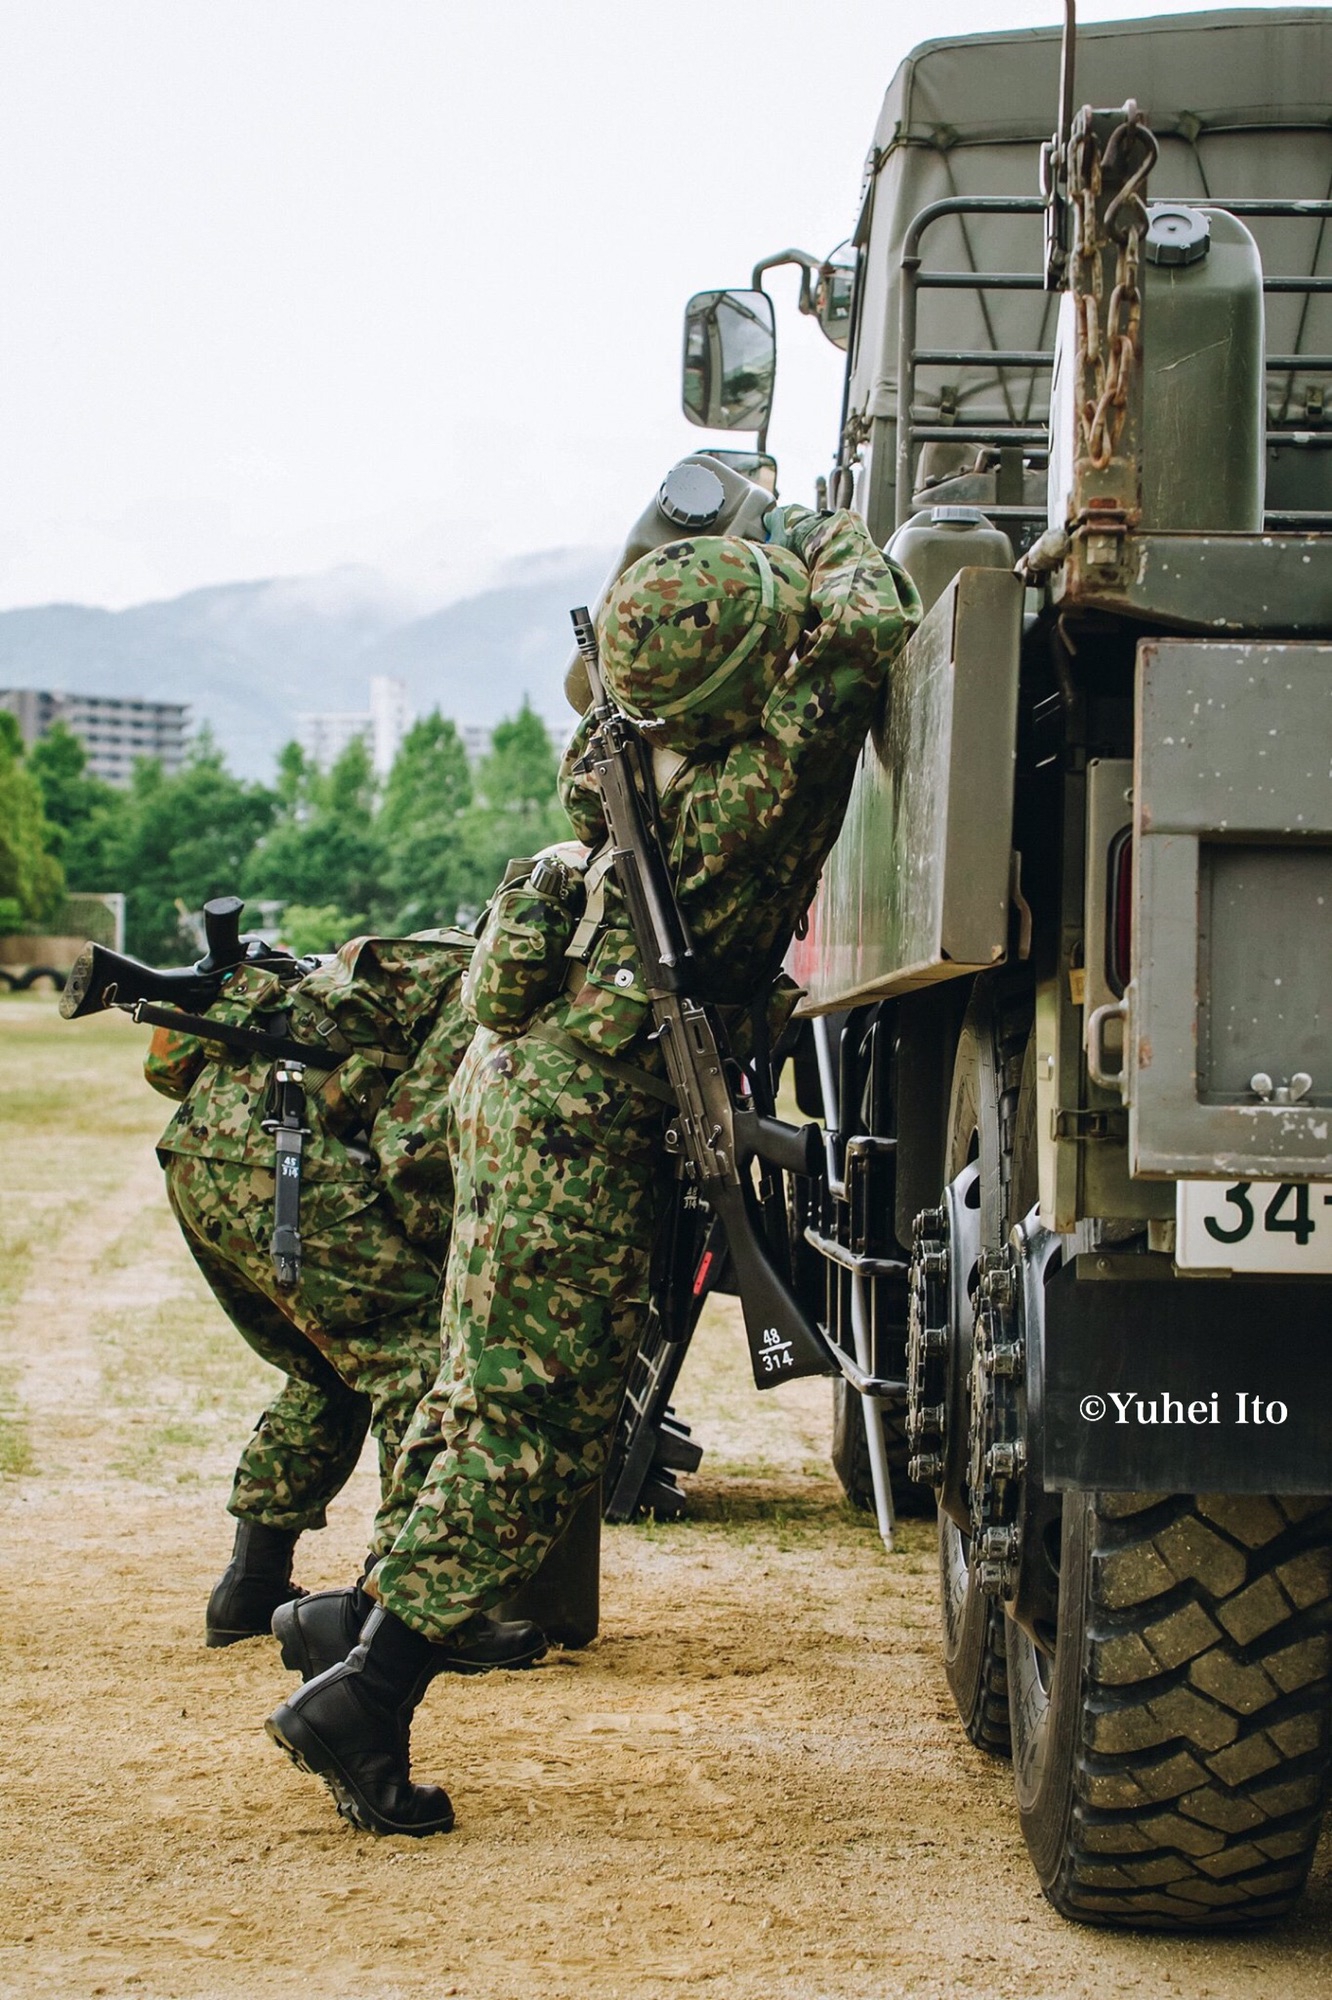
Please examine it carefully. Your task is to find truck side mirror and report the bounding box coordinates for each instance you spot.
[814,244,855,351]
[682,288,776,432]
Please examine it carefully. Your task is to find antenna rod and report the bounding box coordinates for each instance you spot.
[1058,0,1077,148]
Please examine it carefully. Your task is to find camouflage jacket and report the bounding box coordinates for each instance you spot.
[551,511,921,1066]
[147,930,477,1254]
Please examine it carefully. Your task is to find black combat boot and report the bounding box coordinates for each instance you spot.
[205,1519,305,1647]
[266,1607,455,1836]
[272,1584,549,1683]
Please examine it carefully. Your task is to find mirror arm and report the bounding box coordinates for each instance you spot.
[750,248,822,316]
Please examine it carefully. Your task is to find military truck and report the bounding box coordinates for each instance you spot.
[664,3,1332,1932]
[0,893,125,992]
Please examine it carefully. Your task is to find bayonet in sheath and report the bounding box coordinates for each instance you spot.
[263,1063,309,1290]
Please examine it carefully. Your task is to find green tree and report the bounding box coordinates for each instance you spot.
[377,711,474,930]
[243,732,387,935]
[0,712,64,933]
[109,730,277,959]
[278,902,353,956]
[26,720,126,890]
[274,737,318,815]
[457,700,570,910]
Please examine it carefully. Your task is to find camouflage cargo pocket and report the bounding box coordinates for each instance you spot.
[266,1178,442,1331]
[462,856,585,1033]
[315,1050,390,1140]
[560,924,651,1059]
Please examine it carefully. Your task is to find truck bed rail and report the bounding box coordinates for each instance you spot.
[893,195,1332,534]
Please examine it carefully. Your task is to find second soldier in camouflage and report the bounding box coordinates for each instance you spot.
[148,927,542,1680]
[266,503,919,1837]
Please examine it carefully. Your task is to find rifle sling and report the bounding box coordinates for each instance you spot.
[522,1018,676,1107]
[131,1001,410,1076]
[566,844,617,962]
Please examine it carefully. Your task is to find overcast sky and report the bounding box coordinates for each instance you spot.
[0,0,1297,611]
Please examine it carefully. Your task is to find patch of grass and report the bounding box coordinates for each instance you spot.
[0,996,166,1330]
[0,1367,33,1476]
[703,1453,810,1482]
[628,1480,871,1559]
[97,1244,278,1490]
[109,1415,215,1483]
[94,1207,169,1275]
[0,1219,32,1316]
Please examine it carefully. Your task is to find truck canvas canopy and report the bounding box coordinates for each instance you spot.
[849,6,1332,525]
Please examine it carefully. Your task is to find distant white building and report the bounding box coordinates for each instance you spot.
[0,686,189,786]
[369,675,413,779]
[296,708,372,771]
[298,675,413,779]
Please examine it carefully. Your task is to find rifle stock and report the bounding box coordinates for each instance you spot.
[60,940,220,1020]
[708,1180,829,1387]
[61,895,290,1022]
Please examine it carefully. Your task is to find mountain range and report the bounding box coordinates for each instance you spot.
[0,549,611,779]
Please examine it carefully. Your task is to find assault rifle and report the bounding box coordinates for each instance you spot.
[63,895,292,1016]
[61,895,321,1058]
[569,605,833,1392]
[61,895,322,1289]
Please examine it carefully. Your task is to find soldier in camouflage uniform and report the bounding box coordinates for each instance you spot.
[149,929,544,1678]
[267,506,919,1838]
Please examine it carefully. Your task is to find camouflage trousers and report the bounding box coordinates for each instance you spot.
[372,1025,665,1640]
[165,1155,443,1556]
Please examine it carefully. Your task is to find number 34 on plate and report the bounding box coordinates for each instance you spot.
[1176,1179,1332,1273]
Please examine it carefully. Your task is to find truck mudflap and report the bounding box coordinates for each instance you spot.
[1039,1259,1332,1492]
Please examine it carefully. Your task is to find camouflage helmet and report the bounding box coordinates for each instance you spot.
[597,536,809,751]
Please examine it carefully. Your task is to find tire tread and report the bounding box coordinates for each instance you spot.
[1048,1494,1332,1929]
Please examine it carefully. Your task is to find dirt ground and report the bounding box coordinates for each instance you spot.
[2,992,1329,2000]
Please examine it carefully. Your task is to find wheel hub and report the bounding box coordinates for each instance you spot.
[907,1161,980,1525]
[968,1244,1026,1598]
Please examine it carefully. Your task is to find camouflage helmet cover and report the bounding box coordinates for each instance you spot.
[597,536,809,751]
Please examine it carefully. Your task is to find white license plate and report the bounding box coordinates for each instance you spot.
[1176,1179,1332,1273]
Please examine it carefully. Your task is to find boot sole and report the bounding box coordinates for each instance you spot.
[208,1584,306,1651]
[265,1706,455,1838]
[438,1636,549,1677]
[272,1603,550,1683]
[205,1625,271,1649]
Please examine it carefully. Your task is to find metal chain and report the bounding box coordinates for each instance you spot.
[1083,230,1142,469]
[1071,105,1154,473]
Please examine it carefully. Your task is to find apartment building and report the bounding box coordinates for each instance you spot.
[0,687,189,786]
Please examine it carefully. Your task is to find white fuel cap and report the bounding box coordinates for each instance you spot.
[658,462,726,530]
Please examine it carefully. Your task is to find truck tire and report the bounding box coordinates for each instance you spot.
[830,1377,933,1518]
[1009,1491,1332,1928]
[941,1506,1012,1755]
